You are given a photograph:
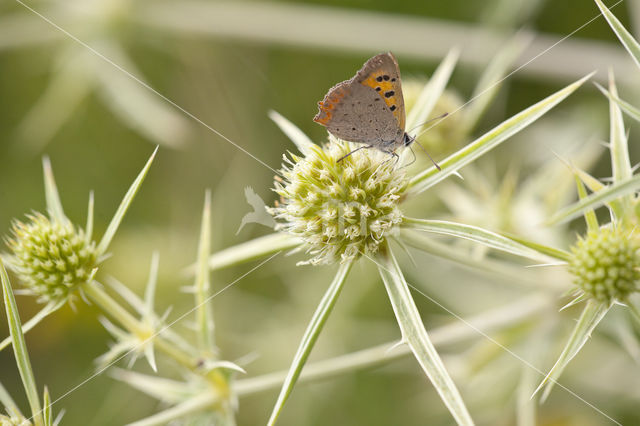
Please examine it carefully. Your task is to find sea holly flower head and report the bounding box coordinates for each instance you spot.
[2,149,156,305]
[568,225,640,303]
[268,138,407,265]
[6,213,97,304]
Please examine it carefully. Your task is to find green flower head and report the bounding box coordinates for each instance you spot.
[268,139,408,265]
[6,213,97,303]
[568,225,640,303]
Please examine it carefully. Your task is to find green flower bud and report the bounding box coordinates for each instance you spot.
[268,140,407,265]
[568,226,640,303]
[6,213,97,303]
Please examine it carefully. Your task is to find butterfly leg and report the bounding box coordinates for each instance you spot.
[336,145,374,163]
[379,149,400,167]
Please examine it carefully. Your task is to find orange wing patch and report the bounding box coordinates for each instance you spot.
[360,71,403,124]
[314,84,350,126]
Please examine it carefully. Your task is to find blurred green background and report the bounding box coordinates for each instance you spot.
[1,0,640,424]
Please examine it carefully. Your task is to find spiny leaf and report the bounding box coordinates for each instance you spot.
[595,0,640,71]
[1,258,44,426]
[574,173,598,231]
[409,73,593,195]
[200,233,301,273]
[547,174,640,225]
[534,299,610,401]
[402,218,560,263]
[195,190,216,353]
[96,147,158,256]
[267,261,353,426]
[42,156,66,224]
[406,48,459,131]
[269,110,316,156]
[375,244,473,426]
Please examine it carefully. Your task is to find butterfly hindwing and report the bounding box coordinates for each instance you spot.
[314,81,399,144]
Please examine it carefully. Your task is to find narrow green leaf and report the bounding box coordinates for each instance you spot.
[574,165,625,219]
[595,0,640,71]
[534,299,610,401]
[143,252,160,373]
[595,82,640,124]
[267,261,353,426]
[200,232,301,273]
[43,386,52,426]
[0,259,44,426]
[398,230,550,286]
[42,156,66,224]
[402,218,559,263]
[375,244,473,426]
[607,71,632,184]
[498,232,571,262]
[547,174,640,225]
[86,191,94,244]
[406,48,459,131]
[408,73,592,195]
[144,253,160,320]
[517,360,538,426]
[574,174,599,231]
[195,190,216,353]
[463,31,532,132]
[606,71,633,219]
[96,147,158,256]
[0,301,63,352]
[575,167,604,192]
[269,110,316,156]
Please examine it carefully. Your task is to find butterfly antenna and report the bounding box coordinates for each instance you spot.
[414,140,441,171]
[407,112,449,133]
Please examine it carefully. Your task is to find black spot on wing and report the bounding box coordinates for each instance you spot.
[384,91,395,98]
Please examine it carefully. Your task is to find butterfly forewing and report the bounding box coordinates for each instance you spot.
[313,52,406,149]
[355,52,406,132]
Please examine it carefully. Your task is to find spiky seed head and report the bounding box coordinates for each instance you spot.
[6,213,97,303]
[268,140,407,265]
[568,225,640,303]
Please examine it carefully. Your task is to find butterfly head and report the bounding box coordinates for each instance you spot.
[403,132,415,146]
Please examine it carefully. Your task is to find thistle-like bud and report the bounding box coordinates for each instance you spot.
[6,213,97,303]
[568,226,640,303]
[268,140,407,265]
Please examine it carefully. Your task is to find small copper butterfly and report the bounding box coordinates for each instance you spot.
[314,52,438,165]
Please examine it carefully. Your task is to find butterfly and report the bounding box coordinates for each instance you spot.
[313,51,441,167]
